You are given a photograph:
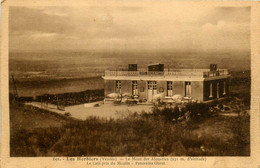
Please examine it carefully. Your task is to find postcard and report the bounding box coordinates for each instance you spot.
[1,0,259,168]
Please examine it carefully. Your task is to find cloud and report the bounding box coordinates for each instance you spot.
[9,7,72,35]
[199,7,250,25]
[9,6,250,52]
[27,6,69,17]
[202,20,226,32]
[42,10,68,17]
[199,20,250,51]
[27,31,79,40]
[201,20,249,36]
[31,32,58,39]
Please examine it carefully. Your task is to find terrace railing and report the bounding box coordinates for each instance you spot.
[105,69,229,78]
[203,69,229,78]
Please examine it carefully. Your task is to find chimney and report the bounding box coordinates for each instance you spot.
[210,64,217,71]
[148,63,164,71]
[128,64,137,71]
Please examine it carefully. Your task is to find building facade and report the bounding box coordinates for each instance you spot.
[102,64,230,102]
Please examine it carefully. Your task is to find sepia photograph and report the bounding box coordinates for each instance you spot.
[7,3,251,158]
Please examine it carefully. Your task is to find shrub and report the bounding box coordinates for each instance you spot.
[94,103,100,107]
[218,104,224,110]
[172,106,180,121]
[161,108,174,122]
[152,105,181,122]
[153,102,210,122]
[64,112,71,117]
[209,100,219,107]
[243,94,250,107]
[185,102,210,120]
[224,106,230,111]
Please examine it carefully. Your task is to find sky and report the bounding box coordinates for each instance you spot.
[9,5,250,52]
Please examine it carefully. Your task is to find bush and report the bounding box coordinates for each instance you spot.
[64,112,71,117]
[209,100,219,107]
[172,106,180,121]
[185,103,210,120]
[224,107,230,111]
[94,103,100,107]
[153,102,211,122]
[152,105,180,122]
[218,104,224,110]
[243,95,250,107]
[161,108,174,122]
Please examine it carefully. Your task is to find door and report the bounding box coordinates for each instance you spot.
[167,81,173,96]
[148,81,157,101]
[132,81,138,95]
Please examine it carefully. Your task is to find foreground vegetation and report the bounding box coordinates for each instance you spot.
[10,101,250,157]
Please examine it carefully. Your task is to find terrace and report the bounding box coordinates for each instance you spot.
[104,69,230,78]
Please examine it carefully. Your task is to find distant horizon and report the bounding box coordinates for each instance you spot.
[9,50,250,76]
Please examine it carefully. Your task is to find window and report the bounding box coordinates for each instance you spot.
[148,81,157,90]
[209,83,213,98]
[115,80,121,93]
[167,81,173,96]
[116,80,121,89]
[223,81,226,95]
[185,82,191,97]
[132,81,138,95]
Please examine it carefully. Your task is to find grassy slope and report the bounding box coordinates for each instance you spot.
[187,115,250,156]
[10,104,75,156]
[10,103,250,156]
[10,104,72,130]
